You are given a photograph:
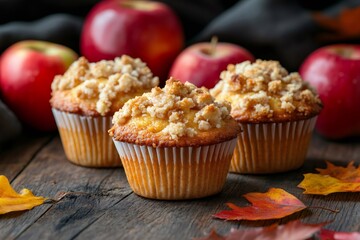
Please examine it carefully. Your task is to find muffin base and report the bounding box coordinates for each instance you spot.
[113,138,237,200]
[230,117,317,174]
[52,109,121,167]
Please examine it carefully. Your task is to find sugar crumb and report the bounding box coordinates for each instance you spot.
[51,55,159,116]
[112,78,233,139]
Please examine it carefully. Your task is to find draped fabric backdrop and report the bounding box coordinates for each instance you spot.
[0,0,359,145]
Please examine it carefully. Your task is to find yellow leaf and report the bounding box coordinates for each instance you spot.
[298,173,360,195]
[0,175,45,214]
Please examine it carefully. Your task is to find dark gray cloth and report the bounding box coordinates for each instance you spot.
[0,100,21,146]
[194,0,360,70]
[0,14,83,53]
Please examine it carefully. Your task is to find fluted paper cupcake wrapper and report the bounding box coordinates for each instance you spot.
[52,109,121,167]
[230,117,317,174]
[113,138,237,200]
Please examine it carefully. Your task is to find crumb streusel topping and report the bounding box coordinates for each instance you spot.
[51,55,159,116]
[111,78,233,140]
[210,60,322,122]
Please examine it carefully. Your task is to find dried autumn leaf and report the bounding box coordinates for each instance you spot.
[299,174,360,195]
[0,175,45,214]
[194,220,325,240]
[194,230,225,240]
[318,229,360,240]
[298,161,360,195]
[213,188,306,221]
[317,161,360,182]
[313,6,360,41]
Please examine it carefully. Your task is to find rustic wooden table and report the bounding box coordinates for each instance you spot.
[0,133,359,240]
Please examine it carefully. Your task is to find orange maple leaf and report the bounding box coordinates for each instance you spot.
[317,161,360,182]
[313,7,360,41]
[0,175,46,214]
[298,161,360,195]
[194,220,326,240]
[213,188,306,221]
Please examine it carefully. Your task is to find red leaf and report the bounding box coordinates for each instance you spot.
[194,220,325,240]
[319,229,360,240]
[193,230,225,240]
[213,188,306,220]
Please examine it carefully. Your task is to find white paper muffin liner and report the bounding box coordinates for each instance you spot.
[52,109,121,167]
[231,117,317,174]
[113,138,237,200]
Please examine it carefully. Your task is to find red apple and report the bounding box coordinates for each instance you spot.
[0,40,78,131]
[300,44,360,139]
[81,0,184,81]
[169,38,254,89]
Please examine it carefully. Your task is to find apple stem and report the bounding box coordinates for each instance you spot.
[210,36,218,56]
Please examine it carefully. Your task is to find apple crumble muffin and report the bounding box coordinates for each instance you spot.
[110,78,240,199]
[50,55,158,167]
[211,60,322,174]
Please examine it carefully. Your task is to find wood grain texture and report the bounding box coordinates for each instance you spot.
[0,133,359,240]
[0,134,53,181]
[0,137,132,240]
[75,163,360,239]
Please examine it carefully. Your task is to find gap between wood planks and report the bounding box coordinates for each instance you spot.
[12,191,134,240]
[69,191,134,240]
[10,135,55,184]
[4,136,134,239]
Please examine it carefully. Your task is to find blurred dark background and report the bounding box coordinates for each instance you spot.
[0,0,359,143]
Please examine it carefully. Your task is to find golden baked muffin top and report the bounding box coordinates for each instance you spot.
[210,60,322,123]
[109,78,240,147]
[50,55,159,117]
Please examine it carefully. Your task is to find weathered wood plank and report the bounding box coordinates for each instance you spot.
[73,174,243,240]
[309,134,360,161]
[74,171,360,240]
[73,134,360,240]
[0,133,359,240]
[0,137,132,240]
[0,134,53,181]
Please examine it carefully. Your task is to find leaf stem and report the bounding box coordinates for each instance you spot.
[44,191,88,204]
[308,206,340,213]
